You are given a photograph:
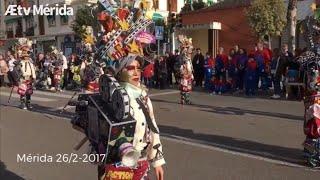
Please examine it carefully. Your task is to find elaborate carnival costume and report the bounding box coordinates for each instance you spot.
[178,35,194,105]
[48,47,66,92]
[297,3,320,167]
[68,1,165,179]
[80,51,104,93]
[15,39,36,110]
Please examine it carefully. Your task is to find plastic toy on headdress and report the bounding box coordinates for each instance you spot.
[93,0,157,73]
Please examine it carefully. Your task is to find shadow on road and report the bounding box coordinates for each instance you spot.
[159,125,304,165]
[152,99,304,121]
[0,161,24,180]
[0,103,74,121]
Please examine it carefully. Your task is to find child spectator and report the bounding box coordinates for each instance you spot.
[204,52,214,91]
[245,56,257,96]
[237,48,248,92]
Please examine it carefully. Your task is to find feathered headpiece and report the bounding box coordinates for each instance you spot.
[13,38,33,57]
[178,35,193,49]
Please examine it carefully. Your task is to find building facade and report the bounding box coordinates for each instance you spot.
[180,3,254,57]
[1,0,97,57]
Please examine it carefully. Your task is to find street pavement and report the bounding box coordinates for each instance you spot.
[0,86,320,180]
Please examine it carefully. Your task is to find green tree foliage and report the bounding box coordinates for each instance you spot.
[71,5,98,39]
[181,0,207,13]
[245,0,286,40]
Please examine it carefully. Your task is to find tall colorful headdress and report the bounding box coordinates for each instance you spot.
[93,0,157,73]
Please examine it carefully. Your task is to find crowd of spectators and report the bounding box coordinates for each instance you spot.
[141,42,304,99]
[0,42,305,100]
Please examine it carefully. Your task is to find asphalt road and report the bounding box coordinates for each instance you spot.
[0,86,319,180]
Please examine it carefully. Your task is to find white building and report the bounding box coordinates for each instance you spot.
[0,0,196,54]
[2,0,97,56]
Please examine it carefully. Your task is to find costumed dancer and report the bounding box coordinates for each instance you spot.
[15,39,36,110]
[49,47,66,92]
[98,0,165,179]
[178,35,194,105]
[296,3,320,167]
[98,55,165,180]
[80,43,104,93]
[69,1,165,179]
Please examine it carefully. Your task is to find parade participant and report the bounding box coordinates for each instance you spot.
[80,53,104,93]
[178,35,194,105]
[98,55,165,180]
[68,2,166,179]
[296,12,320,167]
[17,49,36,109]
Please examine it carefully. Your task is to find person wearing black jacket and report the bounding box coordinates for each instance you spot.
[272,44,294,98]
[192,48,205,87]
[158,56,168,89]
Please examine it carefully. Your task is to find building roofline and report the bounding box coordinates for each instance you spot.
[181,0,251,15]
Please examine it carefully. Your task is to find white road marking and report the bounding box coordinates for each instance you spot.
[0,92,55,102]
[161,133,319,171]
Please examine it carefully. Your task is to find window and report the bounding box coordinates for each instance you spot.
[6,23,14,38]
[60,15,69,25]
[25,16,34,36]
[25,15,34,29]
[47,15,56,27]
[15,19,23,37]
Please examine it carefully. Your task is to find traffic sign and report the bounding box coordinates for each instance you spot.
[155,26,164,40]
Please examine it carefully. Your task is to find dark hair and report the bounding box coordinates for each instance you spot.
[239,48,247,55]
[135,56,144,67]
[272,48,281,57]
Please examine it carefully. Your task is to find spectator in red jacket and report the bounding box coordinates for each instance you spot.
[255,42,272,90]
[143,62,154,88]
